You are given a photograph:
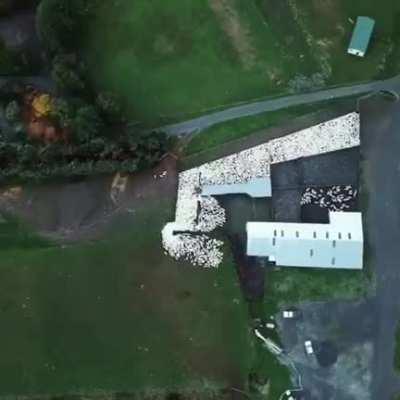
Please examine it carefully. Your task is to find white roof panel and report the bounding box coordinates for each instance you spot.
[246,212,363,269]
[202,177,272,198]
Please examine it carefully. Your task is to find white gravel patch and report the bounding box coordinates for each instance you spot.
[162,222,224,268]
[163,112,360,268]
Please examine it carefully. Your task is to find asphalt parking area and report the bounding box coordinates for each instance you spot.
[278,299,376,400]
[276,95,400,400]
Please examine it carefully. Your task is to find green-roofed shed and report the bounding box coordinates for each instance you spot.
[348,16,375,57]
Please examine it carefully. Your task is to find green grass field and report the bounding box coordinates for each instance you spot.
[0,202,252,397]
[85,0,400,125]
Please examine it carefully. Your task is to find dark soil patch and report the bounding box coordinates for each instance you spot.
[301,203,329,223]
[316,341,339,368]
[0,155,178,242]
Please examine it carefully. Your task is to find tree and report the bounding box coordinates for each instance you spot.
[4,100,21,122]
[19,144,38,166]
[71,105,102,143]
[51,54,86,93]
[53,97,74,128]
[32,94,53,118]
[96,92,124,123]
[37,0,100,55]
[37,0,76,54]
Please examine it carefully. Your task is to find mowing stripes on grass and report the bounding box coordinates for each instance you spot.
[0,202,252,396]
[86,0,400,126]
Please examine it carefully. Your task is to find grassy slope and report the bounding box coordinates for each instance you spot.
[85,0,400,126]
[86,0,293,125]
[0,203,252,396]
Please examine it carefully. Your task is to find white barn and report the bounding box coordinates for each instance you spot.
[246,212,363,269]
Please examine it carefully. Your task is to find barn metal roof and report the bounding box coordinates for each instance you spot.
[348,16,375,57]
[247,211,363,269]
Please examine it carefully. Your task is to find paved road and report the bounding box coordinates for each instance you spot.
[360,96,400,400]
[160,76,400,136]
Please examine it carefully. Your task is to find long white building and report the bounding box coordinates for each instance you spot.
[247,212,363,269]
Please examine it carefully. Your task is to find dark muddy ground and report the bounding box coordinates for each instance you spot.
[0,155,178,242]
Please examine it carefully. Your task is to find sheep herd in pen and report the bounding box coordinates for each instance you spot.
[162,113,361,268]
[301,185,357,212]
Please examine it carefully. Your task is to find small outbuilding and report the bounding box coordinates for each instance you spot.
[348,16,375,57]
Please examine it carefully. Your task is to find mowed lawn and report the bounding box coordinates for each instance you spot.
[0,203,252,396]
[85,0,400,125]
[85,0,311,124]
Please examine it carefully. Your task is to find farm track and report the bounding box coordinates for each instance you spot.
[159,76,400,136]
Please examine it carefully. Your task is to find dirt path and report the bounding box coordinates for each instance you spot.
[0,155,178,242]
[209,0,257,70]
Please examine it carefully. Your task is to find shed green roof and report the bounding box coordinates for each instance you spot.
[348,16,375,54]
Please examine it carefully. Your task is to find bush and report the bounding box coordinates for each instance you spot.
[37,0,99,55]
[71,105,102,143]
[96,91,125,123]
[53,97,74,128]
[0,131,168,183]
[4,100,21,122]
[51,54,86,93]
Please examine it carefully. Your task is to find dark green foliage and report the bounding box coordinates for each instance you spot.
[4,100,21,122]
[96,91,125,123]
[70,105,102,143]
[37,0,98,55]
[52,97,74,128]
[51,54,86,93]
[0,39,33,75]
[53,97,102,141]
[0,131,168,183]
[17,0,171,183]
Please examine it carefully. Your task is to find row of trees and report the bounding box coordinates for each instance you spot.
[0,131,168,183]
[0,0,171,182]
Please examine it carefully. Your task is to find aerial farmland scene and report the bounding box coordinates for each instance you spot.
[1,1,400,400]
